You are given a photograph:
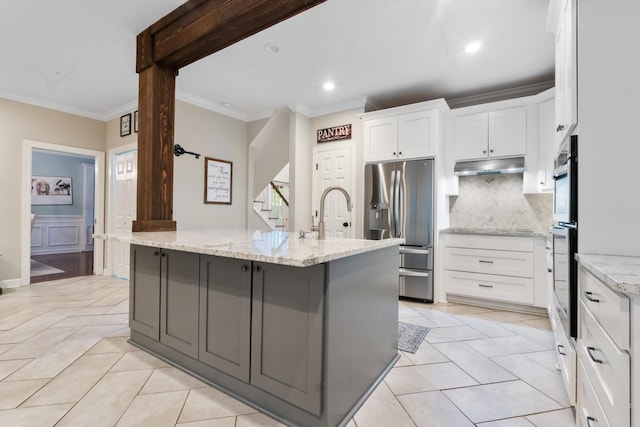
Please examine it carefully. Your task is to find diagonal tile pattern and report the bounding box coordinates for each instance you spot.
[0,276,574,426]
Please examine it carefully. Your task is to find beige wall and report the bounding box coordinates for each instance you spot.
[173,101,249,230]
[104,101,249,232]
[0,97,106,282]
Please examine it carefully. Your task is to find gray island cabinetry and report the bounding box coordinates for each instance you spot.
[106,230,401,427]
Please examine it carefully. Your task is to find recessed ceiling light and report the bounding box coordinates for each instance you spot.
[323,81,335,91]
[263,43,281,54]
[464,41,482,54]
[221,102,232,108]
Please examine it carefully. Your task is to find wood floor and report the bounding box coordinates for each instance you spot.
[30,252,93,283]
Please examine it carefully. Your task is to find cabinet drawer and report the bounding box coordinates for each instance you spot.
[578,301,630,427]
[445,234,534,252]
[579,266,630,350]
[445,270,534,305]
[444,247,534,278]
[550,300,576,406]
[577,359,611,427]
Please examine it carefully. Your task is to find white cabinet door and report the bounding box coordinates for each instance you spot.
[398,110,436,159]
[488,107,526,158]
[363,117,398,163]
[454,113,488,161]
[554,0,577,145]
[537,98,556,191]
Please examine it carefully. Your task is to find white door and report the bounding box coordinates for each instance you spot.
[313,142,355,239]
[113,150,137,278]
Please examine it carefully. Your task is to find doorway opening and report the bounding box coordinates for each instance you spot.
[21,140,105,285]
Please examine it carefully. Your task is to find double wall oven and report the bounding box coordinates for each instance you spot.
[551,135,578,339]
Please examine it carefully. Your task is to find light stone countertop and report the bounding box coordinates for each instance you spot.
[576,253,640,296]
[94,229,403,268]
[441,228,549,238]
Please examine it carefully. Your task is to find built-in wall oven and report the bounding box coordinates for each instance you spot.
[551,135,578,339]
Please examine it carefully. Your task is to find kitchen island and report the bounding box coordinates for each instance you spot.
[95,230,402,427]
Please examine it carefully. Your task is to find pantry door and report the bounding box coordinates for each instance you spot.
[312,142,355,239]
[113,150,137,279]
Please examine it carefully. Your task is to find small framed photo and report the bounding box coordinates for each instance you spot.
[120,113,132,137]
[134,110,139,133]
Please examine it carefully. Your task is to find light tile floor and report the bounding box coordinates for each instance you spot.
[0,276,576,426]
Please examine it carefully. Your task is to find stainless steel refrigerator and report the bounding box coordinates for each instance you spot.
[364,159,434,301]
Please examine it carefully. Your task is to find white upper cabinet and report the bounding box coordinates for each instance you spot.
[551,0,577,145]
[397,110,437,160]
[454,107,526,161]
[537,97,556,191]
[363,117,398,163]
[362,100,447,163]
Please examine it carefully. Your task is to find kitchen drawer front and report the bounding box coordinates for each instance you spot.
[578,301,630,427]
[444,247,534,278]
[577,359,612,427]
[550,301,577,406]
[445,234,534,252]
[444,270,534,305]
[579,266,630,350]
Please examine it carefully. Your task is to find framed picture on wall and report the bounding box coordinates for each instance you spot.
[204,157,232,204]
[31,176,72,205]
[120,113,132,137]
[134,110,138,133]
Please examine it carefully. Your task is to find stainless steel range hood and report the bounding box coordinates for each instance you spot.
[454,157,525,176]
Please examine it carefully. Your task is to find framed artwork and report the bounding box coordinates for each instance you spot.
[204,157,232,204]
[31,176,72,205]
[134,110,138,133]
[120,113,132,137]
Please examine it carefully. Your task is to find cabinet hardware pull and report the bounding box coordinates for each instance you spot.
[153,251,160,256]
[586,416,596,427]
[482,149,487,154]
[398,151,402,155]
[547,268,553,273]
[556,124,565,132]
[254,266,261,272]
[392,152,396,155]
[557,344,566,356]
[478,284,493,288]
[587,346,603,364]
[241,265,249,272]
[478,260,493,264]
[489,149,494,153]
[584,291,600,303]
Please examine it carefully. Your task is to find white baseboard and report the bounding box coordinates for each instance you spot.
[0,278,24,289]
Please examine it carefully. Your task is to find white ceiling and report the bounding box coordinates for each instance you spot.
[0,0,555,122]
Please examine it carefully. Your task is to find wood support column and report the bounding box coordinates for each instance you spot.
[133,0,326,232]
[132,63,177,232]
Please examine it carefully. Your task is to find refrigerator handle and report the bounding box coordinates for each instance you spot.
[389,170,397,237]
[397,169,404,238]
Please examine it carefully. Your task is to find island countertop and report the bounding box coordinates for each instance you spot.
[94,229,403,267]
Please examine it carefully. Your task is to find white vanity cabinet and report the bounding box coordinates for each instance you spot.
[576,264,631,427]
[443,233,547,309]
[453,107,526,162]
[361,99,448,163]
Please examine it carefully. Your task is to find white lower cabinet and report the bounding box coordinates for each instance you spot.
[577,265,631,427]
[548,295,577,405]
[443,233,546,308]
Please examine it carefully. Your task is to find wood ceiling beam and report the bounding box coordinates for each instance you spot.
[137,0,326,72]
[134,0,325,232]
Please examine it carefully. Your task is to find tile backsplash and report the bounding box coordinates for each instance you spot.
[449,174,553,233]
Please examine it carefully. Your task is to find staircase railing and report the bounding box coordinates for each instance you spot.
[269,181,289,230]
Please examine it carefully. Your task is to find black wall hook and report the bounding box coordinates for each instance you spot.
[173,144,201,159]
